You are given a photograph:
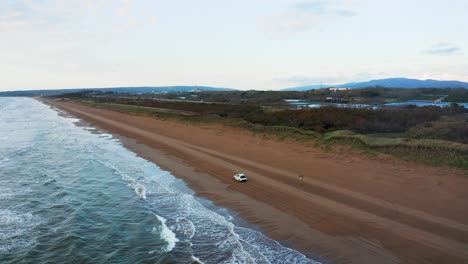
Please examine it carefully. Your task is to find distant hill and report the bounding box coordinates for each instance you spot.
[0,86,236,97]
[282,78,468,91]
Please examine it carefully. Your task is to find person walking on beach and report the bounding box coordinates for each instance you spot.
[298,174,304,187]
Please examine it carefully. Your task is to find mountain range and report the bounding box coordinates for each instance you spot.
[1,78,468,96]
[282,78,468,91]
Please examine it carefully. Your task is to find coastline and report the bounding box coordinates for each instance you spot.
[41,98,468,264]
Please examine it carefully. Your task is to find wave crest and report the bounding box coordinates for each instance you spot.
[154,214,179,252]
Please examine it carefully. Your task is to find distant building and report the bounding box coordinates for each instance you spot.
[191,89,205,93]
[329,87,351,92]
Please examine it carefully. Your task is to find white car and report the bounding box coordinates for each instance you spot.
[233,173,248,182]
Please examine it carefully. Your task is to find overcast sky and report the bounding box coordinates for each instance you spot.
[1,0,467,91]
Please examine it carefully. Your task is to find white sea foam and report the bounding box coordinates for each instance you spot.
[235,227,320,264]
[191,255,206,264]
[173,217,196,239]
[154,214,179,252]
[98,133,113,139]
[95,159,148,200]
[0,187,21,199]
[65,117,81,124]
[82,126,96,131]
[0,209,40,252]
[122,175,147,200]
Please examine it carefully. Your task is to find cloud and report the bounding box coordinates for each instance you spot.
[0,0,147,32]
[258,1,357,33]
[0,1,87,31]
[425,43,461,55]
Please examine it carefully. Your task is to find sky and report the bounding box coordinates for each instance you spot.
[1,0,467,91]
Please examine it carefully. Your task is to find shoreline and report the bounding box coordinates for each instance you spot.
[49,101,327,261]
[41,98,468,264]
[117,136,328,262]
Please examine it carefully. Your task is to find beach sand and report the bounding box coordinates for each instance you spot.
[42,98,468,264]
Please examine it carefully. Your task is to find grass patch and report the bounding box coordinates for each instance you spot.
[77,100,198,116]
[323,132,468,170]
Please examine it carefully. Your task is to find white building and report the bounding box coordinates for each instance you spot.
[329,87,351,92]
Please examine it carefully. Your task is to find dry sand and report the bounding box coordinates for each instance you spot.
[42,99,468,264]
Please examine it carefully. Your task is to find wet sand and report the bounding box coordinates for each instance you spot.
[42,99,468,264]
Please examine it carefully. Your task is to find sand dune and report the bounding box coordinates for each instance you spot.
[42,99,468,264]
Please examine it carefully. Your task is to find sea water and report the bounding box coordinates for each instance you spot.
[0,97,319,264]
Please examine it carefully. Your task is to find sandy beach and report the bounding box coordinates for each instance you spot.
[42,99,468,264]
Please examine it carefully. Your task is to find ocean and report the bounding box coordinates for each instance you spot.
[0,97,319,264]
